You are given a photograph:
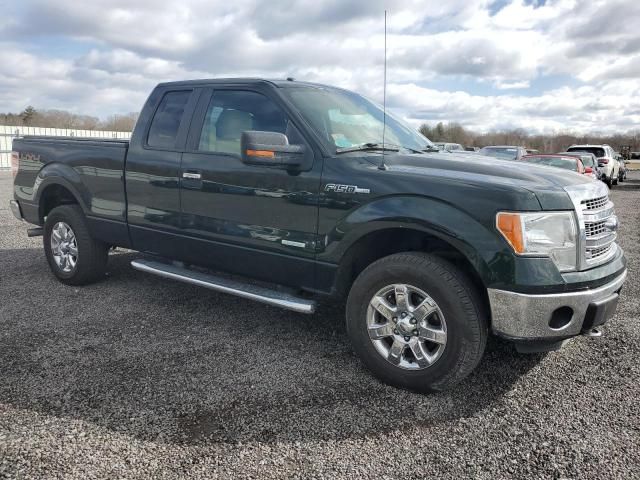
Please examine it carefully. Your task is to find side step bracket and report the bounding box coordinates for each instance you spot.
[130,259,316,314]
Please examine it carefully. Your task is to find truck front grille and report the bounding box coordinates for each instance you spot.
[580,195,617,268]
[587,243,614,260]
[565,182,618,271]
[585,219,607,237]
[581,196,608,211]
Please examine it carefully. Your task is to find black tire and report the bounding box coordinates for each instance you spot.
[43,205,108,285]
[346,252,488,393]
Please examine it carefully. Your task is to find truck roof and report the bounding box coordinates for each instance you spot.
[156,78,329,89]
[569,144,610,147]
[480,145,523,149]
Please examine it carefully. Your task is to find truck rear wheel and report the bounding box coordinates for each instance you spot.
[43,205,108,286]
[346,252,487,392]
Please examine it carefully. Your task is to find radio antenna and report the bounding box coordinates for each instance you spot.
[379,9,388,171]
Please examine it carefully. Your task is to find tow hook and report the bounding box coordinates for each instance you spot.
[27,227,44,237]
[582,327,603,337]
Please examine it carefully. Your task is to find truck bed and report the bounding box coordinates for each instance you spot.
[16,135,130,148]
[12,135,130,235]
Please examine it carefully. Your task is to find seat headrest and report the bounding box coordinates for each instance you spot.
[216,110,253,140]
[153,111,180,133]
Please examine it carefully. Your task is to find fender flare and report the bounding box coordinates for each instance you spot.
[324,195,512,286]
[34,163,91,220]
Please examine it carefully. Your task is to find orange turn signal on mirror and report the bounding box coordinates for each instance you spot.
[246,149,275,158]
[496,212,525,254]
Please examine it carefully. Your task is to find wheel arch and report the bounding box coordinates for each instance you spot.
[35,165,90,223]
[37,180,85,223]
[332,226,491,321]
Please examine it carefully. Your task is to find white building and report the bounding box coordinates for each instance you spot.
[0,125,131,169]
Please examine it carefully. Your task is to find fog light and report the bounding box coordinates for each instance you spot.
[549,306,573,330]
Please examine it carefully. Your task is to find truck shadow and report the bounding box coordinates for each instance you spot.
[0,248,545,446]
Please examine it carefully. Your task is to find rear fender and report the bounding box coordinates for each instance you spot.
[34,163,90,219]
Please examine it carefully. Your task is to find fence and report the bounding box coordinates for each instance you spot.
[0,125,131,169]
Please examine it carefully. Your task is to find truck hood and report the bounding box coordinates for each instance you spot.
[384,152,588,187]
[380,151,593,210]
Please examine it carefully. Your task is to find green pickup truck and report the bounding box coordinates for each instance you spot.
[10,78,627,392]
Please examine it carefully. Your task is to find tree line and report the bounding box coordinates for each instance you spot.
[1,106,138,132]
[3,106,639,152]
[419,121,640,154]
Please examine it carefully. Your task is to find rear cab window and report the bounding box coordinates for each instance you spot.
[147,90,192,149]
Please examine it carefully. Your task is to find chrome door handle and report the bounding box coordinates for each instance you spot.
[182,172,201,180]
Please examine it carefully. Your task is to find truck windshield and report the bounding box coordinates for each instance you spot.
[522,155,577,170]
[579,155,596,168]
[283,86,433,153]
[479,147,519,160]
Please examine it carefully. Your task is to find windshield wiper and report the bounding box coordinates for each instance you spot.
[335,143,400,154]
[402,145,425,154]
[422,146,440,152]
[381,142,424,154]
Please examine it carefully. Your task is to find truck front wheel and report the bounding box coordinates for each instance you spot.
[43,205,108,285]
[346,252,487,392]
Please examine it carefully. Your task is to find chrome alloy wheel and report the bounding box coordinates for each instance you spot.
[50,221,78,273]
[367,284,447,370]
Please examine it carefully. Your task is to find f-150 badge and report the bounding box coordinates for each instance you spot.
[324,184,370,194]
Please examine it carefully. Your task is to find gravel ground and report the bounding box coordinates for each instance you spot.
[0,171,638,479]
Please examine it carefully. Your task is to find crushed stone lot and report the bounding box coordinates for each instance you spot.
[0,171,638,479]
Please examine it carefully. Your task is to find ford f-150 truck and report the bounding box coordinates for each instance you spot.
[9,79,627,392]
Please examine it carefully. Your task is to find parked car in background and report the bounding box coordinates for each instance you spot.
[526,149,539,154]
[465,146,479,152]
[566,144,619,187]
[521,154,591,177]
[618,160,627,182]
[433,142,481,157]
[560,151,601,181]
[618,158,627,182]
[433,142,465,152]
[478,146,527,161]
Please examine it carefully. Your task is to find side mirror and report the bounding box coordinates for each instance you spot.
[241,131,305,168]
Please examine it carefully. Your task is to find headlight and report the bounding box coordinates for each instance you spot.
[496,211,578,272]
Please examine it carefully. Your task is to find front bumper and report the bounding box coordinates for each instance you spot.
[488,269,627,340]
[9,200,23,221]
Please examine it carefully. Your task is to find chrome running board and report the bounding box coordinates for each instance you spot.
[130,259,316,314]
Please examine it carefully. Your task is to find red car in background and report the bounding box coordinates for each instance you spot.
[520,154,595,179]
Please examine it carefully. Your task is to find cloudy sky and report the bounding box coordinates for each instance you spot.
[1,0,639,134]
